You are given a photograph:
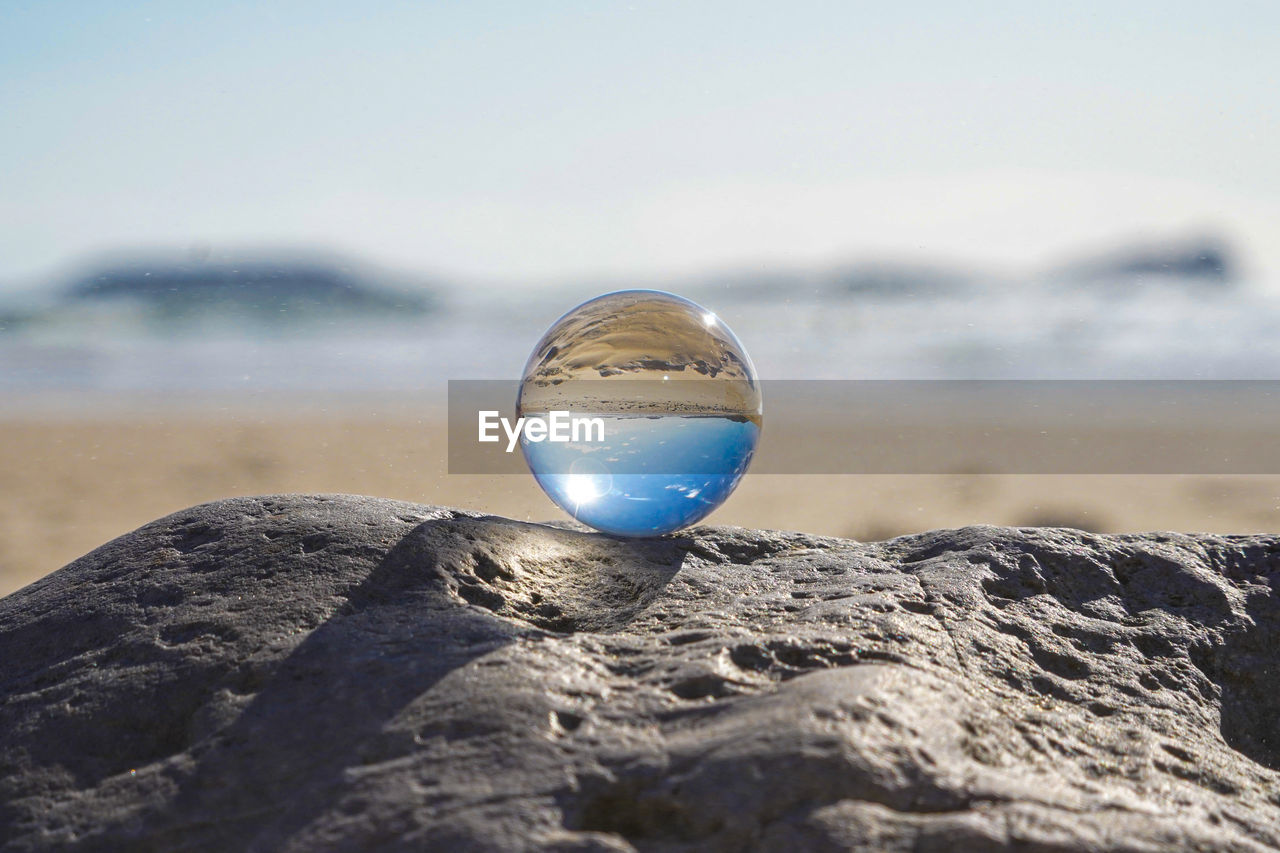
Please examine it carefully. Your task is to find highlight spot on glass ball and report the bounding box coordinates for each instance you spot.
[517,290,762,537]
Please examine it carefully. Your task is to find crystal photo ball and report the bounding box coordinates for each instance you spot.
[517,290,762,537]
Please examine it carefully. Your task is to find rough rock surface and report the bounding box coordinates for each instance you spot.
[2,494,1279,852]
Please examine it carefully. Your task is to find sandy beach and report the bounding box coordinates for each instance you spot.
[3,398,1277,597]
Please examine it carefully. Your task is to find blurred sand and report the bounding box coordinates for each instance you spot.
[3,401,1278,596]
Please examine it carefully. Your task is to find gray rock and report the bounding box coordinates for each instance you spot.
[2,494,1279,851]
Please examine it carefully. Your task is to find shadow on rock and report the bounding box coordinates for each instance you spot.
[49,509,687,851]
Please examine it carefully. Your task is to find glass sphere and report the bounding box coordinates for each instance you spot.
[518,290,762,537]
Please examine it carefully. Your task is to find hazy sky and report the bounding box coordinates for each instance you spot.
[3,0,1278,285]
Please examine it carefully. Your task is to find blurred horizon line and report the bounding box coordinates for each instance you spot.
[0,224,1257,298]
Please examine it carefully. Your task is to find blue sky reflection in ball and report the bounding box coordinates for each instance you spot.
[517,291,762,537]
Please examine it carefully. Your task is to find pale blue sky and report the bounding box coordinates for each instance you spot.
[2,0,1278,285]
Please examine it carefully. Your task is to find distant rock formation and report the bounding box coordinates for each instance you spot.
[690,261,973,301]
[2,494,1279,850]
[827,260,972,297]
[1053,236,1236,284]
[65,256,435,321]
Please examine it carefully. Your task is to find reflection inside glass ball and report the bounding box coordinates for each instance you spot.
[517,290,762,537]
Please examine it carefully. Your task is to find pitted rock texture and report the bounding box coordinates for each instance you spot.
[1,495,1279,852]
